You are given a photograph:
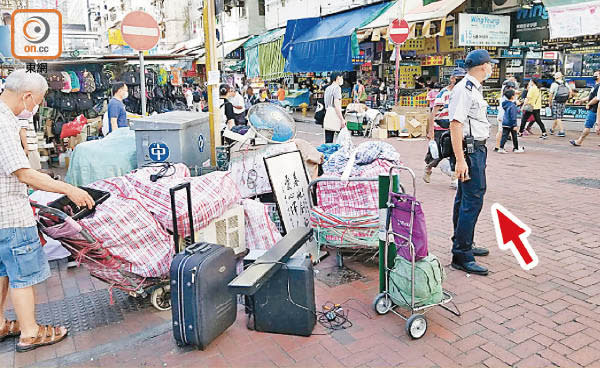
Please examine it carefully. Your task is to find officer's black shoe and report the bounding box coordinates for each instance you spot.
[451,261,489,276]
[472,247,489,257]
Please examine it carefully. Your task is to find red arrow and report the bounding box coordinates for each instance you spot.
[496,210,533,265]
[491,203,538,270]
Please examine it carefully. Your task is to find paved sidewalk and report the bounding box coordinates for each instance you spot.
[2,123,600,368]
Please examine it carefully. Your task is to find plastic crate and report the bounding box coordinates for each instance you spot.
[48,187,110,220]
[178,205,246,255]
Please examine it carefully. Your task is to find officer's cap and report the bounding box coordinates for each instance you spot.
[452,68,467,77]
[465,49,498,68]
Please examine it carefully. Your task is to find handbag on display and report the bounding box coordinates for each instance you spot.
[60,114,88,139]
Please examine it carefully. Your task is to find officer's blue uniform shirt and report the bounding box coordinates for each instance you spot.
[448,74,490,140]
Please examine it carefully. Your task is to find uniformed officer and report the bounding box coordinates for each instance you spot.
[447,49,497,276]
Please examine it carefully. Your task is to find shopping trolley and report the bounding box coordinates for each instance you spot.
[372,165,460,339]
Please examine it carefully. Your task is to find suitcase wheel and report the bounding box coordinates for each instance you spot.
[150,285,171,311]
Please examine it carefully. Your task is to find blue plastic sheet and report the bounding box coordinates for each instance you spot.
[281,2,391,73]
[65,128,137,186]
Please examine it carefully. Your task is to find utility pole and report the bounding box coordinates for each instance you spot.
[203,0,222,166]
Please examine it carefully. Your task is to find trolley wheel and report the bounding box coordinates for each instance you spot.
[150,285,171,311]
[373,293,392,315]
[405,314,427,340]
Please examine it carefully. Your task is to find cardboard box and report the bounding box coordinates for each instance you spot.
[372,128,388,139]
[407,118,425,138]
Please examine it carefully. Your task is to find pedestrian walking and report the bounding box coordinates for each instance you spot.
[570,70,600,147]
[548,72,571,137]
[277,84,286,102]
[0,69,94,352]
[423,68,465,189]
[192,86,202,112]
[447,49,494,276]
[244,86,257,110]
[352,80,366,103]
[184,84,194,111]
[323,72,346,144]
[497,89,525,153]
[494,80,517,151]
[518,78,548,139]
[426,83,440,112]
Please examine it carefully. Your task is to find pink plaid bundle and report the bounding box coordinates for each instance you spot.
[122,164,241,237]
[82,178,174,278]
[316,159,396,217]
[242,199,282,250]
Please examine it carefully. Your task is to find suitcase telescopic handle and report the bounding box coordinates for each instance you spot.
[185,243,210,255]
[169,182,195,253]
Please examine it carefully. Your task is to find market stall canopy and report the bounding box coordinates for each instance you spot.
[359,0,404,30]
[243,28,287,80]
[281,2,393,73]
[404,0,464,39]
[404,0,464,23]
[195,37,249,63]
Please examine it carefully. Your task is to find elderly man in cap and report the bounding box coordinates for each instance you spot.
[0,69,94,352]
[424,67,466,189]
[447,50,496,276]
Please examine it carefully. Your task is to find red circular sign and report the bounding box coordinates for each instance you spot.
[388,19,409,45]
[121,11,160,51]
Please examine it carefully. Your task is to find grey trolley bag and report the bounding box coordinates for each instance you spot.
[169,182,237,350]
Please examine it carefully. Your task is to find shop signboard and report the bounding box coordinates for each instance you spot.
[421,55,444,67]
[458,13,510,47]
[563,105,588,119]
[511,5,548,47]
[548,1,600,39]
[500,49,522,58]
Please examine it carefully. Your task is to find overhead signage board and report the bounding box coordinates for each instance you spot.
[458,13,511,47]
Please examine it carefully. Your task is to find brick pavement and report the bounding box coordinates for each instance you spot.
[2,123,599,367]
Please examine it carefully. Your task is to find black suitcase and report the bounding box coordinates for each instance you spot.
[169,182,237,350]
[247,256,316,336]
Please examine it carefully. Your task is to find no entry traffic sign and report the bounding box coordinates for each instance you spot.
[388,19,409,45]
[121,11,160,51]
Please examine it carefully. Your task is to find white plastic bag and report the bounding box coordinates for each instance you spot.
[428,140,439,160]
[336,127,353,150]
[439,159,453,177]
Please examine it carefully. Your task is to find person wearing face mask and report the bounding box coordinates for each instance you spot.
[447,49,497,276]
[323,72,346,143]
[106,81,129,135]
[0,69,95,353]
[518,78,547,139]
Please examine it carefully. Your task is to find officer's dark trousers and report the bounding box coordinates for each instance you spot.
[451,145,487,264]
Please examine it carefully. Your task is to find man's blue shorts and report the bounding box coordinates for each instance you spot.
[0,226,50,289]
[585,111,597,129]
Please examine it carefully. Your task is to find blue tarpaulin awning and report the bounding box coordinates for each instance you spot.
[281,2,393,73]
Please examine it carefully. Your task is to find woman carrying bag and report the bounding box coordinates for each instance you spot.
[518,78,548,139]
[323,72,346,143]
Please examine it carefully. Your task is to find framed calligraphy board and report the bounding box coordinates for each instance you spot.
[264,150,311,234]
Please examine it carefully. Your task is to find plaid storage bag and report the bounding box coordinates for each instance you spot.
[389,254,445,308]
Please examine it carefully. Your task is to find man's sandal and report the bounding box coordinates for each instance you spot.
[15,325,68,353]
[0,320,20,342]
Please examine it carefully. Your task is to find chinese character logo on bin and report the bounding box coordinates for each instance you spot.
[149,142,170,162]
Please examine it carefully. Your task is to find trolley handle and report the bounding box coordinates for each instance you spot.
[307,177,379,209]
[31,202,70,221]
[388,166,416,201]
[31,203,96,243]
